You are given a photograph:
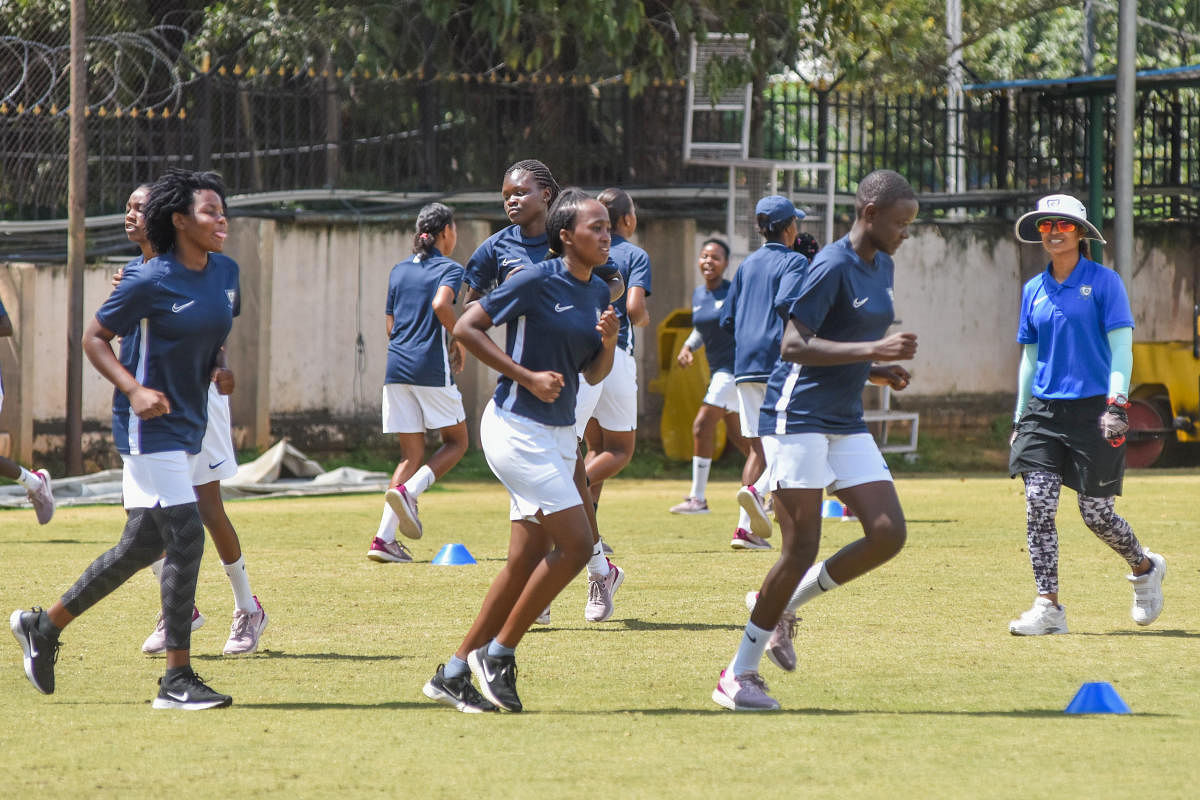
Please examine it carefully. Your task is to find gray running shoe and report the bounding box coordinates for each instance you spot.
[712,669,780,711]
[10,607,60,694]
[423,664,498,713]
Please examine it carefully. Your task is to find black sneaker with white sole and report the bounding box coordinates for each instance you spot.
[152,666,233,710]
[10,607,60,695]
[423,664,498,713]
[467,645,522,712]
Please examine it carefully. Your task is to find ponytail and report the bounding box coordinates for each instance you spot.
[412,202,455,259]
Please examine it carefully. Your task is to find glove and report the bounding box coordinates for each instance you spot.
[1099,396,1130,447]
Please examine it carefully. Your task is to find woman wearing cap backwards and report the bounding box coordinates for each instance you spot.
[718,195,811,551]
[1007,194,1165,636]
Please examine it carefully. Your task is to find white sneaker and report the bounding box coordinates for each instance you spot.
[385,486,423,540]
[711,669,780,711]
[141,607,206,654]
[223,596,268,655]
[1128,551,1166,626]
[584,563,624,622]
[1008,597,1067,636]
[27,469,55,525]
[736,485,772,539]
[535,605,551,625]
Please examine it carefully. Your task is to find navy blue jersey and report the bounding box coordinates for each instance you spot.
[384,250,464,387]
[719,243,809,383]
[464,224,550,294]
[1017,257,1133,400]
[479,259,610,426]
[691,281,735,374]
[606,234,652,354]
[96,252,239,455]
[0,295,6,394]
[761,235,895,435]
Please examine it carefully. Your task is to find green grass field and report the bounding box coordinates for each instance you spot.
[2,473,1197,798]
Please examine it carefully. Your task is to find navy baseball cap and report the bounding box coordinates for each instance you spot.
[755,195,805,225]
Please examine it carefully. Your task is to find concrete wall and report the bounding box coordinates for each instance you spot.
[4,215,1196,467]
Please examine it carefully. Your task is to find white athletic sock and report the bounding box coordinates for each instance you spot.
[786,560,839,613]
[689,457,712,501]
[375,504,399,544]
[16,467,42,492]
[149,556,166,581]
[403,465,436,498]
[737,507,751,532]
[586,540,610,579]
[729,620,773,676]
[222,555,257,613]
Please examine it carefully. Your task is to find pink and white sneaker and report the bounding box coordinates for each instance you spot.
[367,537,413,563]
[712,669,780,711]
[141,606,205,655]
[385,485,423,539]
[223,596,268,656]
[584,561,625,622]
[27,469,55,525]
[669,496,709,514]
[736,485,772,539]
[730,528,771,550]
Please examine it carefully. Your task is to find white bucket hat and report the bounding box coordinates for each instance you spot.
[1015,194,1106,244]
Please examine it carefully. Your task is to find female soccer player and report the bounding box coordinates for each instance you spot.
[10,169,238,709]
[1007,194,1164,635]
[718,196,810,549]
[715,170,918,711]
[422,189,619,713]
[462,159,625,624]
[669,238,749,514]
[113,183,267,657]
[366,203,469,562]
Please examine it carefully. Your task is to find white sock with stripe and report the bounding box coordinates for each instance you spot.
[729,620,773,676]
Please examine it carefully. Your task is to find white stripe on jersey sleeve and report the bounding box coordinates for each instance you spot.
[128,317,151,455]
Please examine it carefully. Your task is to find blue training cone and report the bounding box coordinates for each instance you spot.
[431,543,477,565]
[821,499,844,518]
[1065,682,1131,714]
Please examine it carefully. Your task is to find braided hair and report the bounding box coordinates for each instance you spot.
[143,168,227,255]
[504,158,560,206]
[412,202,454,259]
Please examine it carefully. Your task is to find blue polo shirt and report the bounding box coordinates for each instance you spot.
[479,259,610,427]
[719,242,809,383]
[464,224,551,294]
[606,234,652,354]
[96,252,239,455]
[1017,257,1134,400]
[761,235,895,435]
[691,281,735,374]
[385,250,464,387]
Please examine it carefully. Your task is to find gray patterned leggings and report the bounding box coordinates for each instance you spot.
[1022,471,1145,595]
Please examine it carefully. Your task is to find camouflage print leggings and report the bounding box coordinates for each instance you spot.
[1022,471,1145,595]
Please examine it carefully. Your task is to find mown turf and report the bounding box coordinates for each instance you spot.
[2,473,1197,798]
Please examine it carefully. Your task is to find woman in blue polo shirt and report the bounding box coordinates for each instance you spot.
[367,202,468,563]
[1007,194,1165,636]
[10,169,236,710]
[422,189,619,714]
[714,170,919,711]
[669,238,749,514]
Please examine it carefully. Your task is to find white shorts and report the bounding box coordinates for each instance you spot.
[122,451,196,509]
[573,348,638,437]
[382,383,465,433]
[480,400,582,522]
[703,370,738,413]
[767,432,892,493]
[189,384,238,485]
[736,381,767,438]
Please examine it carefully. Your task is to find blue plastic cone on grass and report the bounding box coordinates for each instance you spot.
[821,499,844,518]
[1065,682,1131,714]
[432,543,477,565]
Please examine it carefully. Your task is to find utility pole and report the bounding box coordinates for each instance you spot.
[946,0,965,201]
[1114,0,1136,290]
[66,0,86,476]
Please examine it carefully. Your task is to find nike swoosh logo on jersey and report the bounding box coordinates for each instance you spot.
[852,297,869,308]
[501,258,521,266]
[554,303,574,313]
[208,459,226,470]
[166,691,191,702]
[1033,295,1048,307]
[692,305,701,312]
[172,300,196,313]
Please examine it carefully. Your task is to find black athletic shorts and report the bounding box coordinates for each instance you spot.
[1009,395,1125,497]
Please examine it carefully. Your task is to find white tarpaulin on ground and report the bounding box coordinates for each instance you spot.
[0,439,389,510]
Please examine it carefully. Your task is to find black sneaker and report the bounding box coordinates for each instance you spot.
[423,664,498,713]
[467,645,522,712]
[152,667,233,710]
[10,607,60,695]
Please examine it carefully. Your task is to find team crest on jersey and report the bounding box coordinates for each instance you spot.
[226,289,237,306]
[1080,285,1092,297]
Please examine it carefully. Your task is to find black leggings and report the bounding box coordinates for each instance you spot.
[61,503,204,650]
